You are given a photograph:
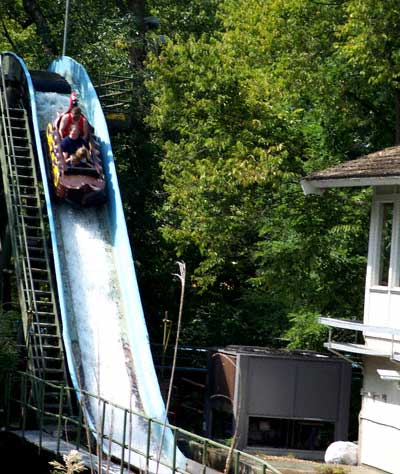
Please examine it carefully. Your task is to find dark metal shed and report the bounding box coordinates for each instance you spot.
[205,345,352,460]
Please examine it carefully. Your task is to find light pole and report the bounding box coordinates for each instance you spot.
[62,0,70,56]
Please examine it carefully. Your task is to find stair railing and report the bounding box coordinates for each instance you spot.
[0,60,43,366]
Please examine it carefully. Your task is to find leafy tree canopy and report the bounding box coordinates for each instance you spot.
[0,0,397,351]
[145,0,388,347]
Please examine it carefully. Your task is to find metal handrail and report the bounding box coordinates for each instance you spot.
[94,74,133,112]
[2,371,282,474]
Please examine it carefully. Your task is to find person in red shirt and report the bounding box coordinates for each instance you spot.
[59,106,89,140]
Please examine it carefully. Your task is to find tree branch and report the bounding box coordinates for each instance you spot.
[22,0,58,57]
[1,18,17,51]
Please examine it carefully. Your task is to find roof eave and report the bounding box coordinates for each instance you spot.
[301,176,400,195]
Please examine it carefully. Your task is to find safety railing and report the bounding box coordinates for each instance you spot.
[1,371,282,474]
[94,75,133,112]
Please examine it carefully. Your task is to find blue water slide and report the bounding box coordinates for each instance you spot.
[2,52,184,471]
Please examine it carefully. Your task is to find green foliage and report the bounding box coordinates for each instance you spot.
[150,0,221,38]
[317,466,349,474]
[284,309,328,352]
[339,0,400,89]
[145,0,378,347]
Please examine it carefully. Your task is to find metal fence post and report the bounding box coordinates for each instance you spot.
[57,385,64,454]
[202,438,208,474]
[234,450,240,474]
[76,397,83,449]
[146,418,152,473]
[21,374,27,435]
[172,429,178,474]
[38,379,45,453]
[4,372,12,430]
[120,409,127,474]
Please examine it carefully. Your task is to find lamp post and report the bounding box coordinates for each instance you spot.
[62,0,70,56]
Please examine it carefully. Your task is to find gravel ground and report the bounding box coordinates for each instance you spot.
[254,454,387,474]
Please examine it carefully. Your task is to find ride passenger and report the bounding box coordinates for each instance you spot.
[61,126,90,165]
[59,106,89,140]
[66,92,78,113]
[68,146,91,166]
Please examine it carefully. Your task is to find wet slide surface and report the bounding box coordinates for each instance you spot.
[31,56,185,471]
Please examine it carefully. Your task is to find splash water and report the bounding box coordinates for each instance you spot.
[35,92,69,130]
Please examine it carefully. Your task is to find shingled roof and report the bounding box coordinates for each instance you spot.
[301,145,400,194]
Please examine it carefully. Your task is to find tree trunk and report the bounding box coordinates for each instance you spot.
[22,0,58,57]
[127,0,146,68]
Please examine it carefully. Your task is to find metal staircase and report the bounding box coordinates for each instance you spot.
[0,65,72,418]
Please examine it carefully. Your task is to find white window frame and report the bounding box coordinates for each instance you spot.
[368,194,400,290]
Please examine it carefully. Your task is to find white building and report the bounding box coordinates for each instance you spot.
[301,146,400,474]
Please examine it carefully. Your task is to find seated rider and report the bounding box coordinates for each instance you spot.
[59,105,89,140]
[66,92,78,113]
[67,146,91,166]
[61,126,90,165]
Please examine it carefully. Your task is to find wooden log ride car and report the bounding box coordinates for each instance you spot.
[46,117,107,207]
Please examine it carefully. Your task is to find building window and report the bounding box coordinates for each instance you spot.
[378,202,393,286]
[247,417,335,451]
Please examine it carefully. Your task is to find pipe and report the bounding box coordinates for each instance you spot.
[62,0,70,56]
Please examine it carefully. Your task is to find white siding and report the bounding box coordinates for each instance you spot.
[360,357,400,473]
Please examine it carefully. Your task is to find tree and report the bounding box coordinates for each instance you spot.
[337,0,400,143]
[145,0,377,348]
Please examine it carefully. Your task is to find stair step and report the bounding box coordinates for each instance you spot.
[35,307,55,315]
[35,300,54,306]
[10,125,27,130]
[24,258,46,266]
[17,205,39,211]
[42,380,67,386]
[13,156,32,162]
[34,334,60,339]
[28,243,45,250]
[32,321,57,327]
[15,171,34,178]
[36,310,56,316]
[13,171,34,178]
[9,145,30,152]
[41,368,64,374]
[20,194,38,203]
[20,193,38,201]
[31,355,63,361]
[40,344,62,350]
[32,278,51,286]
[9,116,25,121]
[18,185,36,191]
[24,226,42,232]
[26,267,49,274]
[32,311,55,317]
[4,134,28,140]
[29,290,52,297]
